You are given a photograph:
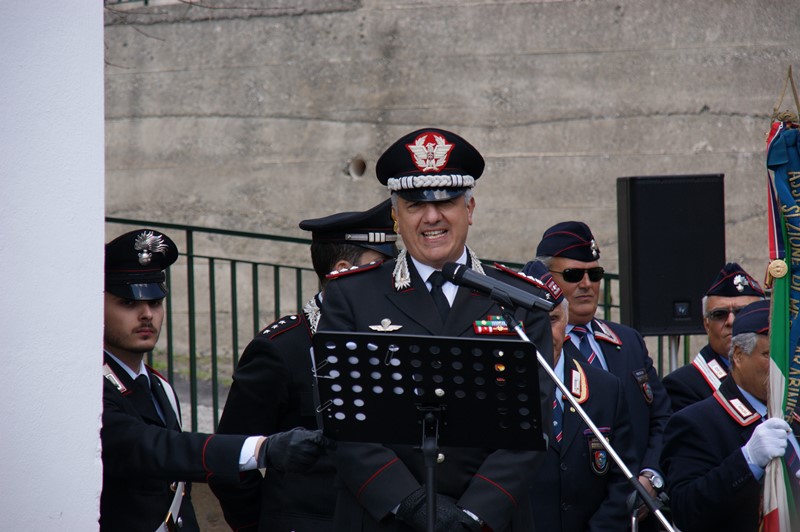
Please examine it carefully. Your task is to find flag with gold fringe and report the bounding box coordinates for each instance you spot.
[763,66,800,532]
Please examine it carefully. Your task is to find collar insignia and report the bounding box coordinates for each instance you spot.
[369,318,402,332]
[393,249,412,290]
[707,359,728,379]
[102,363,128,394]
[691,352,726,391]
[569,359,589,403]
[592,319,622,346]
[393,247,485,291]
[406,132,454,172]
[134,230,168,266]
[713,389,761,426]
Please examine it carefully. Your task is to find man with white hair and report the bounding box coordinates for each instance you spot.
[319,128,554,532]
[523,260,638,532]
[663,262,765,412]
[661,300,800,531]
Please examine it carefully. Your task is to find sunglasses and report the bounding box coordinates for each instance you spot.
[550,267,605,283]
[705,307,745,322]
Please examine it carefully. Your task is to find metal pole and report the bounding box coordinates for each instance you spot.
[668,335,680,374]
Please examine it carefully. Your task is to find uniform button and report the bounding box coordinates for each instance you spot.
[176,517,183,528]
[170,482,178,492]
[561,503,570,511]
[560,462,567,471]
[437,453,445,464]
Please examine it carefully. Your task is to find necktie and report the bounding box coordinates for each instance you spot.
[428,271,450,321]
[572,326,603,368]
[552,390,563,445]
[135,374,165,424]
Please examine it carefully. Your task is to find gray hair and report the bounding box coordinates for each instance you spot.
[535,256,554,269]
[701,295,709,315]
[729,332,758,365]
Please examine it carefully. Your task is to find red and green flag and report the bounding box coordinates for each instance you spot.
[763,68,800,531]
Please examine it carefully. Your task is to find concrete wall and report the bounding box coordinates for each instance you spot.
[102,0,800,365]
[2,1,105,529]
[105,0,800,283]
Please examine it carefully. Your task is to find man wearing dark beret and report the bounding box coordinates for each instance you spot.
[211,201,398,532]
[318,128,554,532]
[661,300,800,531]
[662,263,765,412]
[522,261,638,532]
[533,221,672,521]
[101,229,332,532]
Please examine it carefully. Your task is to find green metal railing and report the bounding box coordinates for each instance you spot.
[106,217,696,431]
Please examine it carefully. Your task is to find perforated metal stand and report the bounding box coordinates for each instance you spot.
[312,331,547,532]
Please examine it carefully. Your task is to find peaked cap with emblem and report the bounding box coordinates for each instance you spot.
[732,299,770,336]
[536,221,600,262]
[520,260,564,305]
[376,128,485,202]
[299,199,399,258]
[105,229,179,300]
[704,262,765,298]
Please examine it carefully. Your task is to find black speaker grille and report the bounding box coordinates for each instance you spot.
[617,174,725,335]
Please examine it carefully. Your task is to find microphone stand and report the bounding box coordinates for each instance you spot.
[493,290,675,532]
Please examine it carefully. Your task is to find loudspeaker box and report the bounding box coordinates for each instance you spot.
[617,174,725,336]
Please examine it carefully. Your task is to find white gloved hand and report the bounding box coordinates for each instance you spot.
[743,418,791,468]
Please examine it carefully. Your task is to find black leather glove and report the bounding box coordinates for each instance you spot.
[437,503,483,532]
[396,486,483,532]
[257,428,335,473]
[396,486,428,531]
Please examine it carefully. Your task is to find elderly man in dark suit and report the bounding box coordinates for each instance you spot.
[318,128,554,532]
[662,262,765,412]
[660,300,800,532]
[523,260,638,532]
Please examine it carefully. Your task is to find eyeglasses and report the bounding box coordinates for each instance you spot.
[550,267,605,283]
[705,307,745,322]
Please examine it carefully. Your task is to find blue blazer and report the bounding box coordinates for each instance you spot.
[660,375,762,532]
[530,349,638,531]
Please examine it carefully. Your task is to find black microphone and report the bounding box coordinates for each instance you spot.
[441,262,555,312]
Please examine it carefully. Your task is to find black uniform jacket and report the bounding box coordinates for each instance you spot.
[530,349,638,532]
[660,375,762,532]
[565,318,671,474]
[211,298,336,532]
[662,344,729,413]
[100,353,248,532]
[317,256,554,532]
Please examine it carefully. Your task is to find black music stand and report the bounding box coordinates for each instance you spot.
[311,331,545,532]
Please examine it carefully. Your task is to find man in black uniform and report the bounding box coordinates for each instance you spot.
[101,229,331,532]
[534,221,672,511]
[660,300,800,532]
[662,262,765,412]
[211,200,398,532]
[318,128,554,532]
[522,260,638,532]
